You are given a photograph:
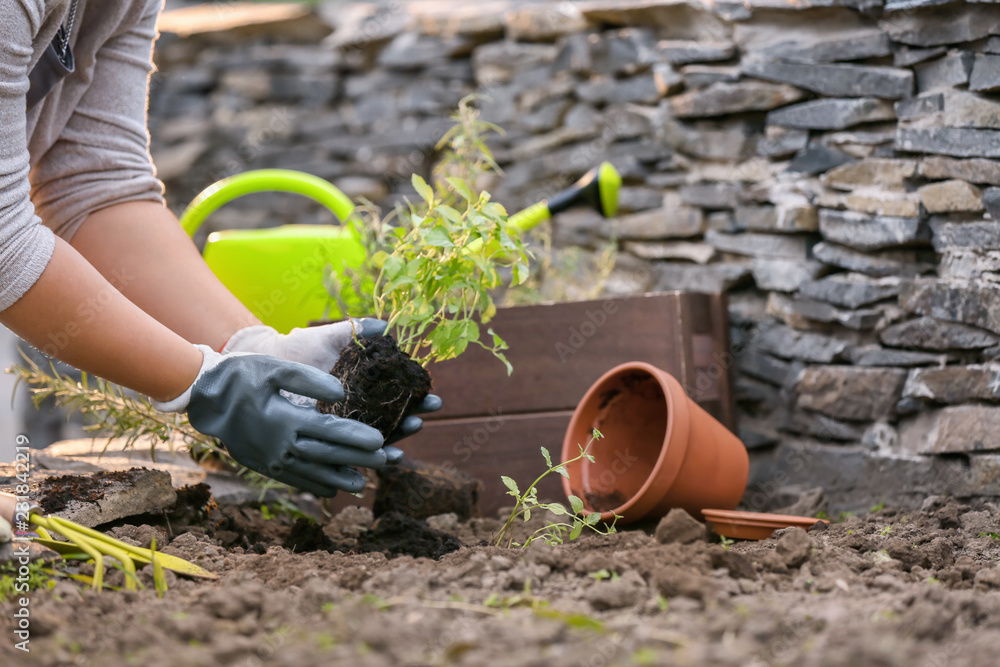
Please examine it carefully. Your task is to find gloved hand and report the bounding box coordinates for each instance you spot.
[222,319,442,461]
[154,346,385,497]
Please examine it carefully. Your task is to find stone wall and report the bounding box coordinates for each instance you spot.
[149,0,1000,512]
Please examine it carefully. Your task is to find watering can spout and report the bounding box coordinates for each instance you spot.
[505,161,621,237]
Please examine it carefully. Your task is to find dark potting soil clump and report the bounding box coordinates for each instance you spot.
[355,511,462,560]
[374,457,482,521]
[283,517,339,553]
[37,469,147,514]
[318,334,432,438]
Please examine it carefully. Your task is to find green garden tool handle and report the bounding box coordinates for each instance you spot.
[180,169,357,236]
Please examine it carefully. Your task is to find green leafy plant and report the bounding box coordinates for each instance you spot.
[491,429,620,547]
[334,95,533,373]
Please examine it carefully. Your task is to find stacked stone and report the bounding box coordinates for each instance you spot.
[148,0,1000,510]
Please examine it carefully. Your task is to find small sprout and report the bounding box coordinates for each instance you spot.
[926,576,940,585]
[815,510,829,520]
[719,535,735,550]
[980,532,1000,540]
[656,595,669,612]
[881,525,893,536]
[588,569,620,582]
[870,501,885,513]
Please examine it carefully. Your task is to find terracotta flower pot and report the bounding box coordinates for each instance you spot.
[561,362,748,524]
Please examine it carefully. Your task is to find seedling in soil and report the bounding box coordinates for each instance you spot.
[321,95,532,437]
[588,569,621,582]
[491,429,620,548]
[0,561,55,601]
[980,532,1000,540]
[719,535,735,550]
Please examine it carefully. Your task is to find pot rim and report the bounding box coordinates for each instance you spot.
[562,361,691,520]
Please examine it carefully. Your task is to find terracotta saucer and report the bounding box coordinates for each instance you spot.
[701,509,830,541]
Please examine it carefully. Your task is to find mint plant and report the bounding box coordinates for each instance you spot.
[491,429,620,548]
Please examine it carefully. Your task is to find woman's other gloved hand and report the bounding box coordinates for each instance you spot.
[153,346,385,496]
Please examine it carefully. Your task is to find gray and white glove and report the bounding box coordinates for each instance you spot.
[154,346,385,497]
[222,319,443,461]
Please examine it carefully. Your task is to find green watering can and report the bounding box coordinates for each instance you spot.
[181,163,621,333]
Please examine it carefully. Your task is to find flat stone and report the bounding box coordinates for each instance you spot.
[932,221,1000,252]
[767,98,896,131]
[836,190,922,218]
[849,346,946,367]
[778,409,866,442]
[787,145,855,175]
[38,469,176,529]
[900,406,1000,454]
[680,182,742,208]
[704,229,811,259]
[879,5,1000,47]
[738,349,793,386]
[881,316,1000,350]
[655,508,706,544]
[904,364,1000,404]
[777,296,886,331]
[967,54,1000,95]
[706,210,737,232]
[941,91,1000,130]
[680,64,740,89]
[652,262,751,292]
[472,41,557,84]
[665,119,755,161]
[799,274,901,309]
[589,28,658,76]
[986,187,1000,220]
[577,74,662,105]
[895,93,944,121]
[623,240,716,263]
[894,46,947,68]
[652,63,684,95]
[613,195,704,239]
[919,157,1000,185]
[813,242,933,277]
[503,3,591,42]
[822,158,917,191]
[758,126,809,158]
[751,258,828,292]
[919,180,984,213]
[794,366,908,422]
[900,279,1000,335]
[742,61,914,100]
[656,40,736,65]
[755,28,890,64]
[819,209,929,252]
[896,128,1000,159]
[736,205,818,233]
[668,81,805,118]
[378,32,473,70]
[758,324,850,363]
[915,51,974,93]
[939,249,1000,281]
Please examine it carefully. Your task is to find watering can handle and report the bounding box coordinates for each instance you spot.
[180,169,356,237]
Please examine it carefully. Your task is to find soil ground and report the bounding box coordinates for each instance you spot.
[4,494,1000,666]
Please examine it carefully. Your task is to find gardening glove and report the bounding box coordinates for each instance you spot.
[222,319,442,462]
[220,318,388,373]
[153,345,386,497]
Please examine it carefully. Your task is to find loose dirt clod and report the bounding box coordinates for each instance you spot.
[318,335,432,438]
[374,457,481,520]
[355,511,462,559]
[655,508,706,544]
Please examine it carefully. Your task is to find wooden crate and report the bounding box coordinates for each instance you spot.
[400,291,736,516]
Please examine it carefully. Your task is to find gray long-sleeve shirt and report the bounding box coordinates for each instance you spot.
[0,0,165,312]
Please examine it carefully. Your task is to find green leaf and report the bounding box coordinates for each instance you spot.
[585,512,602,526]
[411,174,434,204]
[540,446,552,468]
[383,255,405,280]
[501,476,519,495]
[371,250,389,268]
[423,227,454,248]
[568,495,585,515]
[523,509,530,521]
[547,502,568,516]
[553,465,569,478]
[569,522,584,540]
[434,205,464,225]
[446,177,473,202]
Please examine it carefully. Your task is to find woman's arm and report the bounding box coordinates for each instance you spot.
[1,236,202,401]
[72,201,261,351]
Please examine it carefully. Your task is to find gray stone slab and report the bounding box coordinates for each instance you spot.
[737,349,793,386]
[787,145,855,175]
[985,187,1000,220]
[668,81,806,118]
[894,93,944,121]
[680,181,742,208]
[751,258,828,293]
[880,316,1000,350]
[777,409,866,443]
[613,199,704,239]
[812,242,933,277]
[655,40,736,65]
[755,29,890,64]
[897,127,1000,158]
[798,274,901,309]
[900,406,1000,454]
[849,346,946,367]
[737,205,818,233]
[819,209,930,251]
[914,51,974,93]
[879,5,1000,47]
[704,229,812,259]
[904,364,1000,404]
[900,279,1000,335]
[919,157,1000,185]
[894,46,947,68]
[971,54,1000,92]
[652,262,752,292]
[758,323,851,363]
[742,61,914,99]
[767,98,896,131]
[931,220,1000,251]
[757,126,809,158]
[794,366,908,421]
